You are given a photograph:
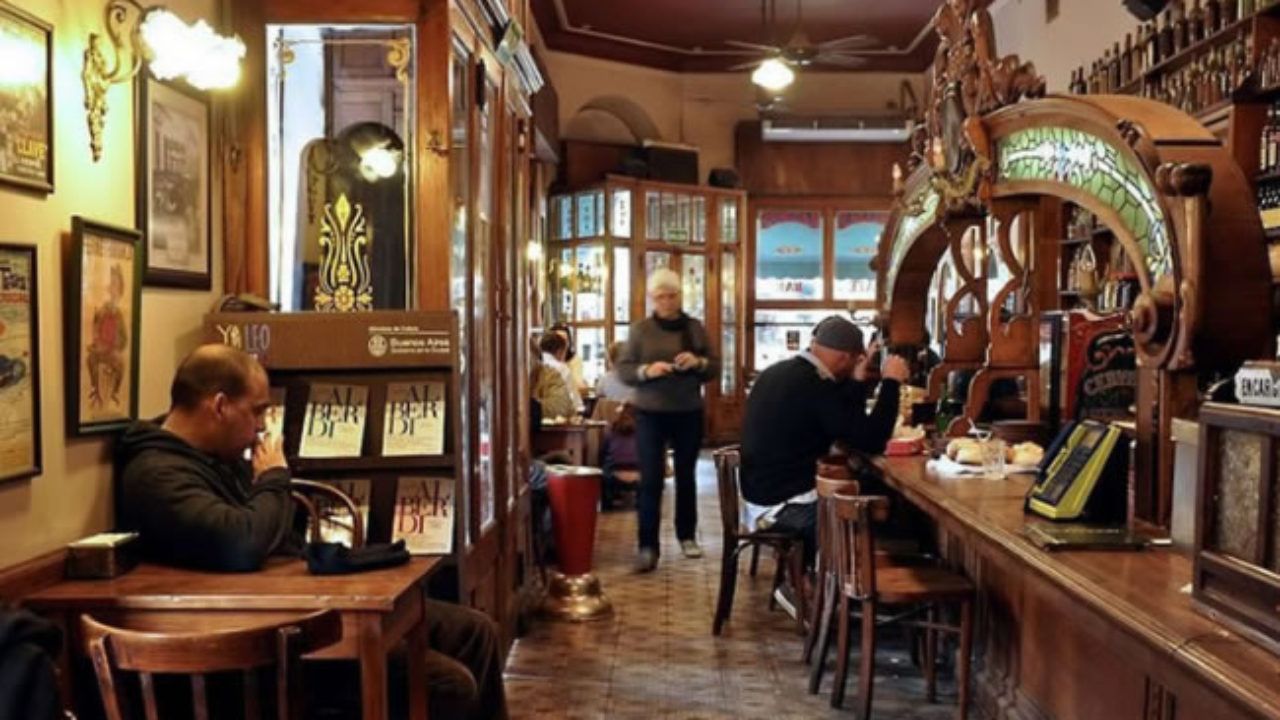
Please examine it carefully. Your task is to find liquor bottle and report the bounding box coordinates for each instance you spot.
[1207,0,1222,32]
[1160,9,1176,59]
[1225,0,1239,24]
[1191,0,1206,41]
[1174,1,1189,53]
[1260,103,1275,174]
[1240,0,1256,19]
[1146,22,1160,66]
[1122,35,1134,85]
[1112,43,1124,88]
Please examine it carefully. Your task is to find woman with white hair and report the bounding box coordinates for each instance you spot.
[616,267,718,572]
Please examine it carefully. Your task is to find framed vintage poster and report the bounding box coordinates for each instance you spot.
[137,76,210,288]
[68,217,142,435]
[0,2,53,193]
[0,244,40,482]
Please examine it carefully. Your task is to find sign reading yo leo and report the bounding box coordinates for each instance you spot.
[1236,362,1280,408]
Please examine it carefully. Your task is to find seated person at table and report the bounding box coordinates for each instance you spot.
[534,332,582,418]
[594,341,638,510]
[115,344,508,720]
[739,316,909,563]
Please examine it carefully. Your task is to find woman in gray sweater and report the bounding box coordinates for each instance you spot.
[617,268,718,572]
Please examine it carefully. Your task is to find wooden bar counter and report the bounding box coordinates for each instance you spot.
[873,456,1280,720]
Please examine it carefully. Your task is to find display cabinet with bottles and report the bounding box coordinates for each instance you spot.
[548,176,748,440]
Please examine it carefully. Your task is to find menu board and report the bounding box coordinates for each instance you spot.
[299,383,368,458]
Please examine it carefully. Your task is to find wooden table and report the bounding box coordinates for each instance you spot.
[871,456,1280,720]
[533,420,606,466]
[24,556,442,720]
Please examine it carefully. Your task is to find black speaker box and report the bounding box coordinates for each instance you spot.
[1123,0,1170,20]
[707,167,740,189]
[643,145,699,185]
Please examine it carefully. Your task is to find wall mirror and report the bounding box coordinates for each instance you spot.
[266,24,416,312]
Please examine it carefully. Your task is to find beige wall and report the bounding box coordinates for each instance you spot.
[0,0,223,568]
[990,0,1140,92]
[543,49,924,176]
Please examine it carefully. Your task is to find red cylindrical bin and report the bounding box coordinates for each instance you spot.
[544,465,602,576]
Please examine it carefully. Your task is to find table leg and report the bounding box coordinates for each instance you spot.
[356,613,388,720]
[406,609,430,720]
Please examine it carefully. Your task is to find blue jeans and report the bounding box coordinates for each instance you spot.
[635,409,703,553]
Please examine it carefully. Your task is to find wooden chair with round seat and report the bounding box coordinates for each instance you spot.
[827,492,975,718]
[290,478,365,547]
[82,609,343,720]
[712,445,805,636]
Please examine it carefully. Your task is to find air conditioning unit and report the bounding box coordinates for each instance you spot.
[761,117,914,143]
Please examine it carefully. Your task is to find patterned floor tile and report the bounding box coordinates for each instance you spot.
[505,453,961,719]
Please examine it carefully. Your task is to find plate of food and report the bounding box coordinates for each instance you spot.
[934,438,1045,475]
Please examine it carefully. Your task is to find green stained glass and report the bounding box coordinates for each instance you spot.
[995,126,1171,277]
[884,186,941,301]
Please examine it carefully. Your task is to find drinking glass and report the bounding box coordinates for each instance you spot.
[981,438,1007,479]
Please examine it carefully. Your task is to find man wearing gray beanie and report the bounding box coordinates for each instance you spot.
[739,315,909,563]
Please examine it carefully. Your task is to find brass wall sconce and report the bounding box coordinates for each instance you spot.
[83,0,244,161]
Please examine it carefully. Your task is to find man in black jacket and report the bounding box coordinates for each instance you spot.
[116,344,507,720]
[740,316,909,562]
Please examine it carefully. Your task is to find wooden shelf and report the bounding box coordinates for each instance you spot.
[1257,169,1280,184]
[1264,226,1280,241]
[1092,225,1113,237]
[291,454,457,474]
[1062,236,1091,246]
[1059,290,1083,297]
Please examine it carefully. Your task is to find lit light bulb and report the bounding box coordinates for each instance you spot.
[358,145,401,180]
[526,240,543,263]
[140,9,245,90]
[751,58,794,92]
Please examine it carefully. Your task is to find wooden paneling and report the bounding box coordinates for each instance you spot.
[560,140,634,188]
[0,549,64,607]
[733,121,908,197]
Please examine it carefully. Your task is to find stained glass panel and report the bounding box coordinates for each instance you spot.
[834,211,887,301]
[995,126,1171,278]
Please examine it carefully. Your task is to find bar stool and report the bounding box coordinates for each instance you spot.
[827,492,975,718]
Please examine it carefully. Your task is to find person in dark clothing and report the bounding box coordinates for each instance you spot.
[739,316,909,563]
[0,609,62,720]
[115,344,508,720]
[616,268,718,572]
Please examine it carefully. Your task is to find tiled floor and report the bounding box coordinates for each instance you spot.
[504,454,961,720]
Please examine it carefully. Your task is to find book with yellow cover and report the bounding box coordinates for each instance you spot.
[382,381,446,456]
[392,476,454,554]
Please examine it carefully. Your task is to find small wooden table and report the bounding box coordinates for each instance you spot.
[533,420,607,466]
[24,556,442,720]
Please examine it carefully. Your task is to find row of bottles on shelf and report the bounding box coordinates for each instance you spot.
[1063,206,1138,313]
[1259,100,1280,174]
[1257,181,1280,228]
[1067,0,1278,96]
[1070,29,1253,112]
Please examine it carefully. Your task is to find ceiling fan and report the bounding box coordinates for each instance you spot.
[725,0,880,73]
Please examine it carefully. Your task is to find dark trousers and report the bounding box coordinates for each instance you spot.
[636,409,703,552]
[772,502,818,568]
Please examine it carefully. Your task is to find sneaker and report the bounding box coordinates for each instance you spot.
[634,548,658,573]
[679,539,704,559]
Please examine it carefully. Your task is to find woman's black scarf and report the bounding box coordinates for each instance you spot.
[653,311,701,354]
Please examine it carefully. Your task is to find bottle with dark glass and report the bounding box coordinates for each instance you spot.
[1111,43,1124,88]
[1160,9,1176,59]
[1174,1,1189,52]
[1207,0,1221,32]
[1241,0,1256,19]
[1224,0,1239,23]
[1102,52,1113,92]
[1190,0,1206,41]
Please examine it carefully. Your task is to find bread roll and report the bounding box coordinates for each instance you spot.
[1012,442,1044,467]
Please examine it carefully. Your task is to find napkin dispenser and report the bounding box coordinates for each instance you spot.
[66,532,140,579]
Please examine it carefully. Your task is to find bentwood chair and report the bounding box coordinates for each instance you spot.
[712,446,805,635]
[291,479,365,547]
[82,610,343,720]
[826,493,975,718]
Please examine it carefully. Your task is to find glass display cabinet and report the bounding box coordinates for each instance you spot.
[548,175,748,440]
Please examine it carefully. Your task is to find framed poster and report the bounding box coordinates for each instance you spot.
[137,76,210,288]
[0,244,40,482]
[0,2,52,193]
[68,217,142,435]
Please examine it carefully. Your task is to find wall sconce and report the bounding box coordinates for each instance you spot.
[83,0,245,161]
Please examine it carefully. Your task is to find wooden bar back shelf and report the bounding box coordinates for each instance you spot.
[875,0,1275,526]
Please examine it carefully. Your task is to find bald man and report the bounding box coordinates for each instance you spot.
[116,345,508,720]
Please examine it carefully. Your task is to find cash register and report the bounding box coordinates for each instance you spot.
[1025,420,1129,524]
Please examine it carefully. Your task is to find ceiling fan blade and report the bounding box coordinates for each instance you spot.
[729,60,765,71]
[813,54,869,68]
[817,34,879,50]
[724,39,780,53]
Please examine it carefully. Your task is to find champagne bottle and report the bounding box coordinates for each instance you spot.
[1160,9,1176,59]
[1191,0,1206,41]
[1207,0,1222,32]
